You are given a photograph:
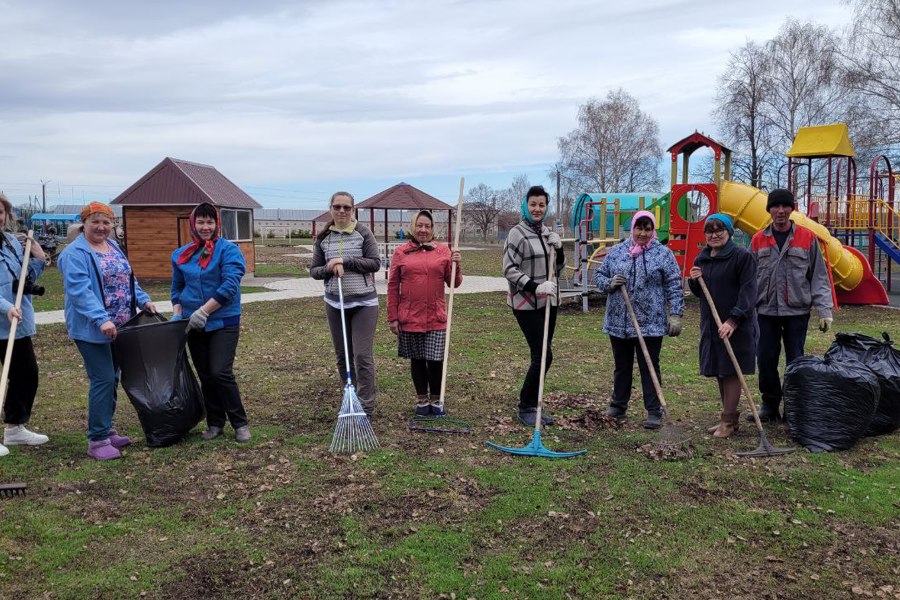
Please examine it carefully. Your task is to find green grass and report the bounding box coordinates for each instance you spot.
[1,294,898,598]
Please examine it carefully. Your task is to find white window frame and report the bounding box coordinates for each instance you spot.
[220,208,253,242]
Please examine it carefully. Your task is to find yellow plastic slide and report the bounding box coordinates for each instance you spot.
[718,180,863,292]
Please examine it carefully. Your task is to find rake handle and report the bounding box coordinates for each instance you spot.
[619,286,671,424]
[695,275,767,434]
[336,276,353,386]
[533,246,556,434]
[437,177,465,408]
[0,230,34,417]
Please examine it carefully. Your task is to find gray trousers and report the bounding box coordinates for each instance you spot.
[325,303,378,412]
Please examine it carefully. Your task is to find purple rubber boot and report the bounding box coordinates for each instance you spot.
[87,439,122,461]
[108,429,132,449]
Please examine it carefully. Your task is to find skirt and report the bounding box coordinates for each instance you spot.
[397,330,446,361]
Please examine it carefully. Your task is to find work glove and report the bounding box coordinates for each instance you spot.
[187,308,209,332]
[609,274,627,291]
[535,281,557,297]
[546,232,562,250]
[819,317,833,333]
[667,315,683,337]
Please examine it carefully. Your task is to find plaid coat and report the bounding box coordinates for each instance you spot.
[503,221,565,310]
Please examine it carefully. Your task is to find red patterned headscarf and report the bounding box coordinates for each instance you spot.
[176,203,220,269]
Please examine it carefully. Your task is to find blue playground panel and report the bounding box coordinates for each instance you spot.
[570,192,664,235]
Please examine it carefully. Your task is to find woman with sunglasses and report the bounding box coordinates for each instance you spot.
[688,214,758,438]
[310,192,381,416]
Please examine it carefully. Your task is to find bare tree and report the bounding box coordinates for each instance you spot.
[764,19,848,152]
[464,183,503,241]
[557,89,663,193]
[713,40,777,188]
[842,0,900,144]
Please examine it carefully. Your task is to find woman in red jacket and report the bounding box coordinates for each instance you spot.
[387,210,462,416]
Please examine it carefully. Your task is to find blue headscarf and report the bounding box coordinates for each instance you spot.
[705,213,734,236]
[521,195,552,225]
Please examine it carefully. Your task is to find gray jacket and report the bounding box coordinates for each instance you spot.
[310,223,381,302]
[751,222,833,319]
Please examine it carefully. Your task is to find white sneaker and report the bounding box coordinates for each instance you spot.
[4,425,49,446]
[0,443,8,457]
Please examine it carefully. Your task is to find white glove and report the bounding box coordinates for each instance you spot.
[535,281,557,297]
[546,232,562,249]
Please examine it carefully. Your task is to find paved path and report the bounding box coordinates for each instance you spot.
[34,275,507,325]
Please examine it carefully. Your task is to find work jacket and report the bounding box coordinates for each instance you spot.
[386,241,462,332]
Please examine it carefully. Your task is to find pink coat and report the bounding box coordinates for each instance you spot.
[387,241,463,332]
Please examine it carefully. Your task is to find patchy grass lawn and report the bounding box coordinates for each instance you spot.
[1,287,898,598]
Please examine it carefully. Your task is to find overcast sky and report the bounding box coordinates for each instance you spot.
[0,0,852,209]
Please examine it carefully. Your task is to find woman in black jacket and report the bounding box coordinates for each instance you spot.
[688,214,758,438]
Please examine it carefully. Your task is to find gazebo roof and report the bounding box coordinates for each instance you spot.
[356,182,453,211]
[786,123,855,158]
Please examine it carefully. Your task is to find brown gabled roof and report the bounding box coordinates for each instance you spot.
[355,182,453,211]
[111,157,262,209]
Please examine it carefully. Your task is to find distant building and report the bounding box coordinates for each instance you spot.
[254,208,322,238]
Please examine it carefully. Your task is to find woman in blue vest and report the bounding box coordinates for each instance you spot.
[59,202,156,460]
[171,202,250,442]
[0,193,50,457]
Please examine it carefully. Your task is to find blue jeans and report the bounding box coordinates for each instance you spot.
[75,340,120,441]
[757,314,810,409]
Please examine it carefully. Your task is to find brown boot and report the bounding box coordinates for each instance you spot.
[713,412,740,438]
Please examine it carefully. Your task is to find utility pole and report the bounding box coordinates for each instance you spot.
[556,168,562,233]
[41,179,51,213]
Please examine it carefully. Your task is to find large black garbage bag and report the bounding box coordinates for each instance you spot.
[824,332,900,435]
[114,312,204,447]
[783,355,879,452]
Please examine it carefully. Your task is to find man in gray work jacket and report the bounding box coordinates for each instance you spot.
[750,189,834,422]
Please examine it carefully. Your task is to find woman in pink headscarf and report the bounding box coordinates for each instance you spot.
[594,210,684,429]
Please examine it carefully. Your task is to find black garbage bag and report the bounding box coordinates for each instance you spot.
[824,332,900,435]
[783,355,880,452]
[113,312,204,447]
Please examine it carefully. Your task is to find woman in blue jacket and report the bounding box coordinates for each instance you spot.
[58,202,156,460]
[0,193,50,456]
[171,202,249,443]
[595,210,684,429]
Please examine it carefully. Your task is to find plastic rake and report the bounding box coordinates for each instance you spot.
[696,276,796,458]
[329,277,379,454]
[485,247,587,459]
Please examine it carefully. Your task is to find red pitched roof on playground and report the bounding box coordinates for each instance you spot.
[667,131,732,157]
[111,157,262,209]
[356,182,453,210]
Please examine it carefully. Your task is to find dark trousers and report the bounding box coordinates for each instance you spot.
[0,336,39,425]
[325,304,378,411]
[609,335,663,415]
[513,307,558,410]
[187,326,248,429]
[411,359,443,397]
[757,313,809,408]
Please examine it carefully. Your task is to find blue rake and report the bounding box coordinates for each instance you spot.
[485,247,587,459]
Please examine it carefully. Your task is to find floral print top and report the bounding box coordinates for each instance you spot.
[96,249,133,326]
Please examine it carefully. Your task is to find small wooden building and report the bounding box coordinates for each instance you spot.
[111,157,262,279]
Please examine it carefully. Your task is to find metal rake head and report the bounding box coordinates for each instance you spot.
[329,383,379,454]
[0,483,27,498]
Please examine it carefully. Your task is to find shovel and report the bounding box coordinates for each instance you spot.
[696,276,796,458]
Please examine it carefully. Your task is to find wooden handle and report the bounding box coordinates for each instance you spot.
[695,275,765,431]
[0,230,35,415]
[620,286,668,413]
[437,178,465,406]
[533,246,557,432]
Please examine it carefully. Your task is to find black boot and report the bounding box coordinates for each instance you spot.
[748,401,782,423]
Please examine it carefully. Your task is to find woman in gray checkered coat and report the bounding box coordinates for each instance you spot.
[502,186,565,427]
[387,210,463,416]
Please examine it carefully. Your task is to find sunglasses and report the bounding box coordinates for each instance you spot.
[331,204,353,212]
